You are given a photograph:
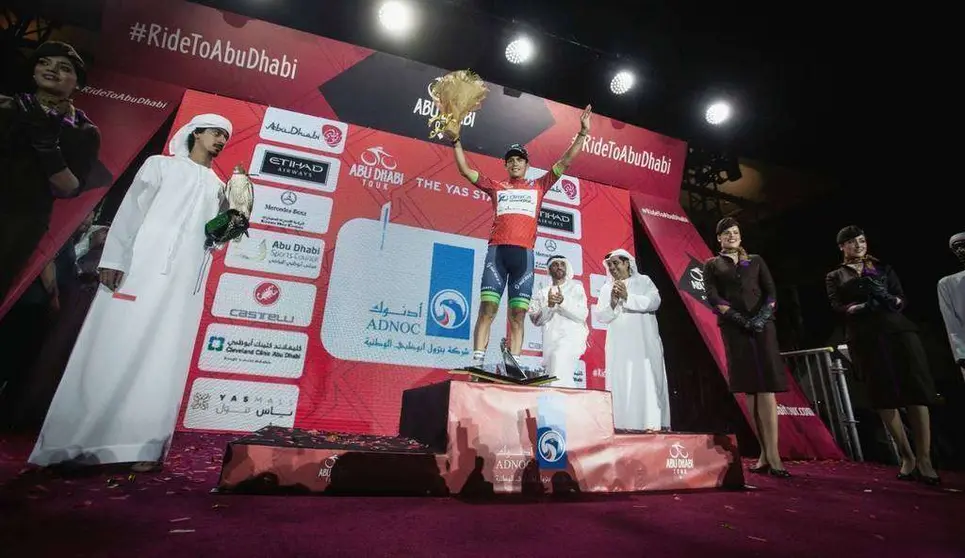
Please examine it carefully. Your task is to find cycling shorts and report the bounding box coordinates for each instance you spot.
[480,244,534,310]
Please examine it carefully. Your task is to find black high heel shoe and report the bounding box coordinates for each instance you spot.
[918,474,941,486]
[748,464,770,474]
[768,468,791,478]
[896,469,918,481]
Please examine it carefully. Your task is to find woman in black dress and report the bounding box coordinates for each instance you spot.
[825,226,939,484]
[703,218,790,478]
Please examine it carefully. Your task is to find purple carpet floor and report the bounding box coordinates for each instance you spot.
[1,432,962,557]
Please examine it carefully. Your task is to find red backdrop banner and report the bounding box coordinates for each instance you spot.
[96,0,686,200]
[0,69,185,320]
[171,90,633,435]
[630,192,844,459]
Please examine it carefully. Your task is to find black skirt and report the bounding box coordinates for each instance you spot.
[721,321,788,394]
[847,330,935,409]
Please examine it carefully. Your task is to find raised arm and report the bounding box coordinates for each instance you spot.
[555,105,591,175]
[452,139,479,185]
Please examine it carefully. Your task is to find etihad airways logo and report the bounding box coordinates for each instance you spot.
[577,133,673,175]
[250,144,341,193]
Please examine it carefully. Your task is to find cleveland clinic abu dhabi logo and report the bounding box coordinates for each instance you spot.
[430,289,469,331]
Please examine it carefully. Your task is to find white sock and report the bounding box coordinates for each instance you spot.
[471,350,485,363]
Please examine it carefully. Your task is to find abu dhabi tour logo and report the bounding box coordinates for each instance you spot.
[254,282,280,306]
[666,442,695,478]
[348,146,406,190]
[430,289,469,330]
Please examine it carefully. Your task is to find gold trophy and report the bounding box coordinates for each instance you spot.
[427,70,489,140]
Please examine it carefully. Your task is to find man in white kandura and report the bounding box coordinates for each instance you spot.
[938,232,965,380]
[593,248,671,431]
[528,255,589,388]
[29,113,233,472]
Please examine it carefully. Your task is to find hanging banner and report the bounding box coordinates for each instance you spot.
[630,192,844,459]
[96,0,686,199]
[172,90,633,436]
[0,69,185,321]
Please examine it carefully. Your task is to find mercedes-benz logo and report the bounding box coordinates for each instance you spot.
[544,239,558,252]
[280,191,297,205]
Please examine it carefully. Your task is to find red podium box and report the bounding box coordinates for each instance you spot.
[216,380,743,495]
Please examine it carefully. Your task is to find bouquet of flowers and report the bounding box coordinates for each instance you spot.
[427,70,489,140]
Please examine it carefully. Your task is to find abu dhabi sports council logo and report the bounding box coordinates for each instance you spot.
[677,255,711,308]
[430,289,469,330]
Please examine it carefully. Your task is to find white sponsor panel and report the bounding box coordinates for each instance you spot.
[212,273,316,328]
[525,167,581,206]
[198,323,308,379]
[537,201,582,241]
[260,106,348,154]
[590,273,609,298]
[249,143,341,193]
[321,217,509,368]
[533,237,584,276]
[225,229,324,280]
[495,189,538,217]
[250,184,332,234]
[183,377,299,432]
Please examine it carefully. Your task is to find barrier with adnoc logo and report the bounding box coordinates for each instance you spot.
[174,90,636,436]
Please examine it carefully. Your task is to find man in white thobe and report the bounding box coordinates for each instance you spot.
[938,232,965,380]
[528,256,588,388]
[593,248,670,431]
[29,113,233,471]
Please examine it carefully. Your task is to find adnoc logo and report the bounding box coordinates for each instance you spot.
[537,428,566,464]
[430,289,469,330]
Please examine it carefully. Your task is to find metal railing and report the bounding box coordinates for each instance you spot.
[780,346,864,461]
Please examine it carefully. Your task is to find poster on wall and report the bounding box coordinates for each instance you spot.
[173,90,634,437]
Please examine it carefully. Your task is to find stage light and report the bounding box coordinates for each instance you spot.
[505,37,535,65]
[378,1,414,36]
[610,71,634,95]
[705,101,732,125]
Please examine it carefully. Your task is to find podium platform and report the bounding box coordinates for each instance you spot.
[215,380,743,495]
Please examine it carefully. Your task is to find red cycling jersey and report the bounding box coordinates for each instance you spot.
[473,167,561,249]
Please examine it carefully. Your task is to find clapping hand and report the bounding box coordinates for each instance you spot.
[548,288,564,307]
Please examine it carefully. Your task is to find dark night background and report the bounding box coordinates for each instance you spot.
[2,0,959,464]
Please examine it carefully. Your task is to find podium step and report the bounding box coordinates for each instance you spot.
[217,381,743,495]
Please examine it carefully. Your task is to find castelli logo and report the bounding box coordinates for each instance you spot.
[322,125,343,147]
[560,179,578,200]
[254,282,281,306]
